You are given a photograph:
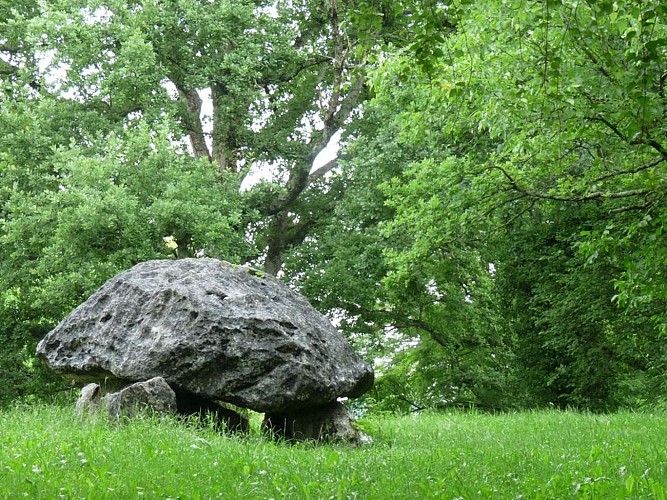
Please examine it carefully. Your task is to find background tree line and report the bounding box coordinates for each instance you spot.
[1,0,665,412]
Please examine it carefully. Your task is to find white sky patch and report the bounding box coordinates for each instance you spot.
[37,47,71,94]
[81,6,113,25]
[162,79,180,100]
[426,279,444,300]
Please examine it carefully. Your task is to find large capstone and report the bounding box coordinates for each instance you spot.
[36,258,373,415]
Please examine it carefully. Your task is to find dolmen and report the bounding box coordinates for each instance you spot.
[36,258,373,442]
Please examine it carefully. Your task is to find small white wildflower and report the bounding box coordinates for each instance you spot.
[31,464,42,474]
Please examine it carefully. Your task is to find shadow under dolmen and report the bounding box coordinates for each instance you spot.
[76,376,362,442]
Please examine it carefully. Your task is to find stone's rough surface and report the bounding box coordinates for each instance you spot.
[263,401,363,442]
[102,376,177,419]
[75,383,101,418]
[36,258,373,413]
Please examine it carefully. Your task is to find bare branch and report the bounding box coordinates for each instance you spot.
[391,318,452,350]
[589,113,628,142]
[592,157,665,184]
[307,75,366,164]
[590,113,667,162]
[488,164,651,203]
[641,138,667,162]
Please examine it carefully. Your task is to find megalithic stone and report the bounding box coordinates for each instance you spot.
[36,258,373,415]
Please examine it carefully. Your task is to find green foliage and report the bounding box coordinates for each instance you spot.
[2,0,667,411]
[336,0,667,410]
[285,72,515,411]
[495,202,667,410]
[0,106,249,404]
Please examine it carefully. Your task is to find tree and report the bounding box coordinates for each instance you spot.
[337,0,667,410]
[283,49,517,411]
[26,0,389,274]
[0,0,410,404]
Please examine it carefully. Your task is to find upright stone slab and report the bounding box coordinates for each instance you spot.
[263,401,366,443]
[75,383,101,418]
[102,376,177,419]
[36,258,373,417]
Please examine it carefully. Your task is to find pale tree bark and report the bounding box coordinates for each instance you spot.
[160,0,368,275]
[260,0,368,276]
[176,85,212,162]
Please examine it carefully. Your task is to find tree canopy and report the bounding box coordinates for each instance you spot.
[1,0,666,411]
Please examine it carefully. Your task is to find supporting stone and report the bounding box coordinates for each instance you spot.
[262,401,364,443]
[75,383,101,418]
[102,377,177,419]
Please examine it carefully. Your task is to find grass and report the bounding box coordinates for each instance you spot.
[0,404,666,498]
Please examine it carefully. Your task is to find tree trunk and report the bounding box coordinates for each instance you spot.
[177,86,211,161]
[264,213,288,276]
[264,246,284,277]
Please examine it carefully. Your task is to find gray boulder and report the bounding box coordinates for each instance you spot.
[103,376,177,419]
[36,258,373,415]
[75,382,102,418]
[263,401,367,443]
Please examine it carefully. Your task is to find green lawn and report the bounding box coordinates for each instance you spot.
[0,404,665,498]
